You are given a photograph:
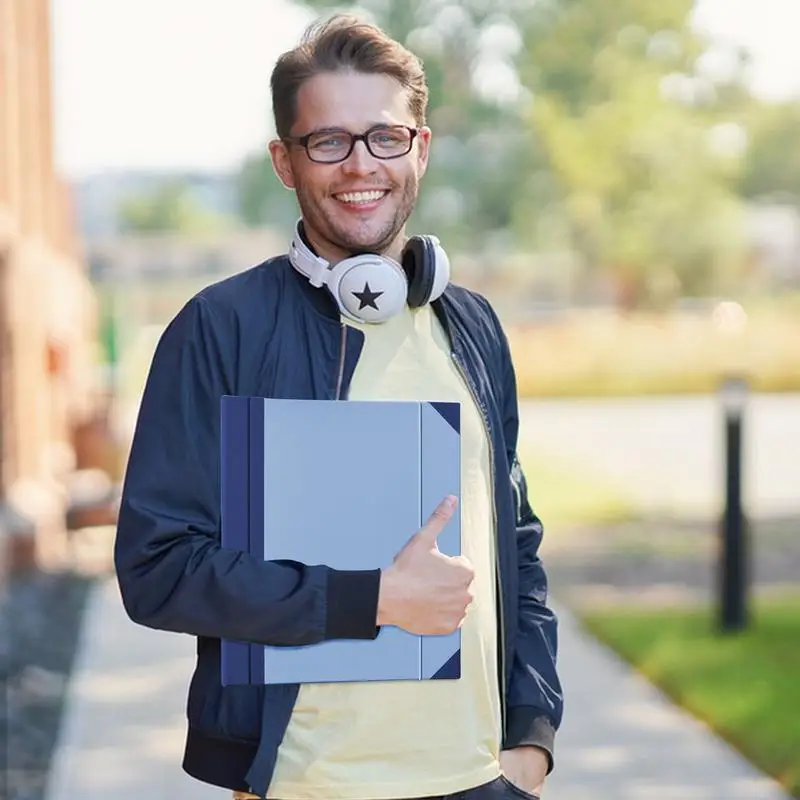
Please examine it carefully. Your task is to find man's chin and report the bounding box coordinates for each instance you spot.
[343,242,388,256]
[333,227,398,257]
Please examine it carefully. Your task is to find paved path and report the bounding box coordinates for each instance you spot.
[519,394,800,519]
[44,575,223,800]
[44,573,792,800]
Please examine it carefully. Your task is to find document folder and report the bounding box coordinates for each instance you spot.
[219,395,461,686]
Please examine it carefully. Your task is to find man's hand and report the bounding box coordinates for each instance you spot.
[377,495,474,635]
[500,746,549,798]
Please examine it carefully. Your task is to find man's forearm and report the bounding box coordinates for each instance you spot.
[115,513,381,645]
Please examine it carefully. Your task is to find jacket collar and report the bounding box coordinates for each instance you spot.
[280,253,342,321]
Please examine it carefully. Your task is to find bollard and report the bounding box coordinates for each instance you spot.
[718,375,749,633]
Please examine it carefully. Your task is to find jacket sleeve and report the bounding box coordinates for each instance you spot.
[489,305,563,772]
[114,295,381,646]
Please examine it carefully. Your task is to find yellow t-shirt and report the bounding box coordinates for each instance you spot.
[266,303,502,800]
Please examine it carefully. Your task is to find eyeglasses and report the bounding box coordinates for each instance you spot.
[284,125,419,164]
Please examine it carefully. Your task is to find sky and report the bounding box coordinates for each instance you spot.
[50,0,800,180]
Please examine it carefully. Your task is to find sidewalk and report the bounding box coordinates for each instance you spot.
[45,574,791,800]
[45,575,224,800]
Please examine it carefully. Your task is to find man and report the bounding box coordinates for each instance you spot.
[114,12,562,800]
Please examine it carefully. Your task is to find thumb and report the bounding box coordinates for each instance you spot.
[416,495,457,549]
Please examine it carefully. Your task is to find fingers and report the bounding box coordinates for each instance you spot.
[415,495,458,548]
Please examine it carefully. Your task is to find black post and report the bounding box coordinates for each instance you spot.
[719,376,748,633]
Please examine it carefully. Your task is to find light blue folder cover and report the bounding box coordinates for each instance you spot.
[219,396,461,686]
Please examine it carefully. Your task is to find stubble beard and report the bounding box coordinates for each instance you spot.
[295,175,419,259]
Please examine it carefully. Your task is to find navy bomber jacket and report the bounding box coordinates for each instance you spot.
[114,255,563,798]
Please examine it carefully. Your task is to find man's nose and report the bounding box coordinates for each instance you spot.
[341,139,376,175]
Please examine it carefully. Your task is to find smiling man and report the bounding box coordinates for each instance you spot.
[114,12,562,800]
[271,73,421,261]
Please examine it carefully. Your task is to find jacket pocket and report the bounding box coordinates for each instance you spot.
[216,684,266,741]
[187,644,265,742]
[191,679,266,742]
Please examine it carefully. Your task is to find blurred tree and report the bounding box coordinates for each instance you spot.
[236,151,298,235]
[513,0,750,305]
[738,101,800,206]
[118,179,235,235]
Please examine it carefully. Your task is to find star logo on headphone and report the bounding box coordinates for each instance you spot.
[352,281,384,311]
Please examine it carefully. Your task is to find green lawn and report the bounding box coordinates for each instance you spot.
[582,598,800,797]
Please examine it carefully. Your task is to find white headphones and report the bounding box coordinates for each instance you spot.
[288,220,450,324]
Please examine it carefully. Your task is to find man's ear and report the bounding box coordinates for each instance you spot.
[416,126,432,179]
[269,139,296,190]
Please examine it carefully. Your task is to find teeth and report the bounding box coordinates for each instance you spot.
[335,190,387,204]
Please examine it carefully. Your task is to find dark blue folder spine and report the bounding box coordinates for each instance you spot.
[220,395,252,686]
[248,397,266,685]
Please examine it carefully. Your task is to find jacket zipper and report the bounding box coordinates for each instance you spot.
[450,350,507,742]
[335,324,348,400]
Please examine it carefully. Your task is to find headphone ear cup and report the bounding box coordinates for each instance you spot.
[333,255,409,323]
[426,237,450,303]
[402,235,450,307]
[402,236,436,308]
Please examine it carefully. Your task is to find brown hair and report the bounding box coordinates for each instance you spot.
[270,13,428,139]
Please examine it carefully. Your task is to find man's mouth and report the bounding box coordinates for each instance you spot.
[332,189,389,207]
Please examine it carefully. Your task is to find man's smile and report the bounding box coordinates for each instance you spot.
[332,189,390,209]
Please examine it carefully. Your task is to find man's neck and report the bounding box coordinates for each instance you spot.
[302,224,406,266]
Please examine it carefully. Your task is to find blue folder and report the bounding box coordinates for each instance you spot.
[219,395,461,686]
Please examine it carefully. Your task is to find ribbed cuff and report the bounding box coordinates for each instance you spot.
[325,568,382,640]
[504,707,557,774]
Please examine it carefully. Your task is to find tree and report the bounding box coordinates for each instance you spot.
[511,0,750,304]
[236,152,298,235]
[117,179,235,235]
[738,101,800,206]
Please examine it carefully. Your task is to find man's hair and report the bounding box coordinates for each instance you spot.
[271,13,429,139]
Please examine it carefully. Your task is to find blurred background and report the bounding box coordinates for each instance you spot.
[1,0,798,798]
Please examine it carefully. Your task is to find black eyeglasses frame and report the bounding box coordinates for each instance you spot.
[282,124,420,164]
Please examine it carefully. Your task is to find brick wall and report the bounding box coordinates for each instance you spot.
[0,0,108,572]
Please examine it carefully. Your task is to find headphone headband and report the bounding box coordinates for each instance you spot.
[288,224,331,288]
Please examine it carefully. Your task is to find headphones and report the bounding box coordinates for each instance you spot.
[288,220,450,324]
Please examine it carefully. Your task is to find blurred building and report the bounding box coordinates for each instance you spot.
[0,0,112,573]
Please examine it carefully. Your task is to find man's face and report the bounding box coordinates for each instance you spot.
[270,70,431,262]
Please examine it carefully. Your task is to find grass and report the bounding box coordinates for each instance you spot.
[519,448,637,527]
[507,304,800,398]
[581,597,800,797]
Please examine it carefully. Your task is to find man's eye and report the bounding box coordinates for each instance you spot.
[313,136,345,149]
